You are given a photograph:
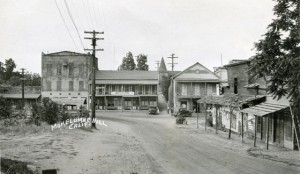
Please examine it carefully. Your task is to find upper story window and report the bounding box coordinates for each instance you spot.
[57,64,62,75]
[69,81,74,91]
[69,63,74,76]
[194,84,200,95]
[234,77,238,94]
[181,84,187,95]
[47,64,52,76]
[56,81,62,91]
[79,81,84,91]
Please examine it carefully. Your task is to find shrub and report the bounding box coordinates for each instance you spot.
[0,96,12,119]
[40,97,60,125]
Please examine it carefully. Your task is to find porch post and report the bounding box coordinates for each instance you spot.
[261,117,263,140]
[197,102,199,129]
[242,112,244,143]
[254,115,257,147]
[229,110,232,139]
[267,115,270,150]
[205,102,207,131]
[215,105,218,134]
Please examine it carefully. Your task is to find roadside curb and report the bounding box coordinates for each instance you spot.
[247,147,300,167]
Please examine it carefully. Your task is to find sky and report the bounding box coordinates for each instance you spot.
[0,0,276,74]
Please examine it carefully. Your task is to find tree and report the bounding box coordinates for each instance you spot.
[249,1,299,120]
[160,75,171,101]
[136,54,149,71]
[4,58,16,82]
[119,52,136,70]
[0,96,12,119]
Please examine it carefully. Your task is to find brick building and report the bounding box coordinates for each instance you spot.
[92,70,158,110]
[41,51,95,110]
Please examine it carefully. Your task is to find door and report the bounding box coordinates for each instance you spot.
[180,101,187,109]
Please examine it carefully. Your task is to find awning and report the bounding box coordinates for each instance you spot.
[1,94,41,99]
[241,102,288,117]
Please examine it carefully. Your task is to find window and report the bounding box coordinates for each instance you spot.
[79,81,84,91]
[234,78,238,94]
[69,63,74,76]
[194,84,200,95]
[212,84,217,94]
[56,81,62,91]
[57,64,62,75]
[46,81,52,91]
[69,81,74,91]
[181,84,187,95]
[79,64,84,75]
[47,64,52,76]
[207,84,213,94]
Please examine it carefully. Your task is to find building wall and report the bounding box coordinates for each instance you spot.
[41,52,93,108]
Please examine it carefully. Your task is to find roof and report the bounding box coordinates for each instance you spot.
[197,94,266,107]
[51,97,85,106]
[224,60,249,67]
[42,51,91,57]
[172,62,219,81]
[95,70,158,80]
[158,58,167,72]
[241,102,288,117]
[1,94,41,99]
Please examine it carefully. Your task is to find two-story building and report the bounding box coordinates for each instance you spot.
[41,51,95,110]
[171,62,220,112]
[93,70,158,110]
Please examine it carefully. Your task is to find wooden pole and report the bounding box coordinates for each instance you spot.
[261,117,263,140]
[254,116,257,147]
[197,103,199,129]
[229,110,232,139]
[215,105,218,134]
[242,112,244,143]
[267,115,270,150]
[205,102,207,131]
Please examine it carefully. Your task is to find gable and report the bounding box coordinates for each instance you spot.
[44,51,88,56]
[174,63,219,81]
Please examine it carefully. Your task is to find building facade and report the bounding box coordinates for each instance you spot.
[171,62,220,112]
[41,51,95,110]
[92,70,158,110]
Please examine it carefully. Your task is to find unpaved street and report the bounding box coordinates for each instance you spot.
[98,111,300,174]
[1,111,299,174]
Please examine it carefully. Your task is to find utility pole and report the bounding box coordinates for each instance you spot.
[20,68,26,109]
[167,53,178,71]
[84,30,104,129]
[155,61,160,70]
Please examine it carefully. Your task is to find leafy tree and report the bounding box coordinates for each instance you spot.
[248,1,299,120]
[136,54,149,71]
[41,97,60,124]
[4,58,16,82]
[119,52,136,70]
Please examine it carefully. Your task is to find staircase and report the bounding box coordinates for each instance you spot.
[289,106,300,150]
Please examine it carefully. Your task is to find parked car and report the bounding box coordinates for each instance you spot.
[174,108,192,117]
[148,106,159,115]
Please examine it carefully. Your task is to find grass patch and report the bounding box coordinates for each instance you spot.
[0,120,50,136]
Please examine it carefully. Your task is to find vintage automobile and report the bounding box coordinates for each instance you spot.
[148,106,159,115]
[174,108,192,117]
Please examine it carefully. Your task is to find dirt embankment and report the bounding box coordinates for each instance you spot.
[1,120,164,174]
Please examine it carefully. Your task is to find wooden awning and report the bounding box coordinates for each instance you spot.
[241,102,288,117]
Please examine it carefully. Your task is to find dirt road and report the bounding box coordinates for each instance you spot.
[1,111,299,174]
[98,111,300,174]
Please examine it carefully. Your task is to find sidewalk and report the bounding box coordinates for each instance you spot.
[175,114,300,167]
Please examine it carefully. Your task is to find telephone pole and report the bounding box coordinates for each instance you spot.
[167,53,178,71]
[155,61,160,70]
[20,68,26,109]
[84,30,104,129]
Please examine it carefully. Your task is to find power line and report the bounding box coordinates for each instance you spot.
[63,0,85,50]
[84,30,104,129]
[81,0,92,29]
[167,53,178,71]
[54,0,79,51]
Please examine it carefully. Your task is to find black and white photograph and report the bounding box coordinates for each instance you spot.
[0,0,299,173]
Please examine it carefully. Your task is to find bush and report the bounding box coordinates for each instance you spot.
[0,96,12,119]
[40,97,60,125]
